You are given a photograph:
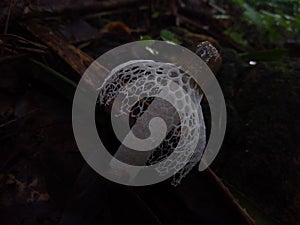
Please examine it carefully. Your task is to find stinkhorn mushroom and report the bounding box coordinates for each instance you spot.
[98,41,221,186]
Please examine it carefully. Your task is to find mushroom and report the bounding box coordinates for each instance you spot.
[98,41,221,186]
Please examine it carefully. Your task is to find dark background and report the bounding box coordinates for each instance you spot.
[0,1,299,225]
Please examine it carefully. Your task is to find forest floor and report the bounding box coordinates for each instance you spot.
[0,1,299,225]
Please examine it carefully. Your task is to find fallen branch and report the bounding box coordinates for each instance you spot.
[21,20,107,77]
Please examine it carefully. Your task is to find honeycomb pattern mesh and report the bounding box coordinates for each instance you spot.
[98,60,206,186]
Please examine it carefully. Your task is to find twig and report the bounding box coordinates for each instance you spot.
[3,0,13,34]
[11,0,141,20]
[84,5,149,20]
[21,21,109,77]
[176,14,247,51]
[14,46,46,54]
[0,53,28,63]
[31,59,77,88]
[0,34,48,49]
[206,168,256,225]
[2,0,13,55]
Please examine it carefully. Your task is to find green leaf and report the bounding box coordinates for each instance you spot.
[151,11,160,19]
[242,3,263,27]
[160,29,181,44]
[31,60,77,101]
[140,35,152,41]
[209,0,226,14]
[224,28,248,46]
[234,0,244,5]
[213,14,230,20]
